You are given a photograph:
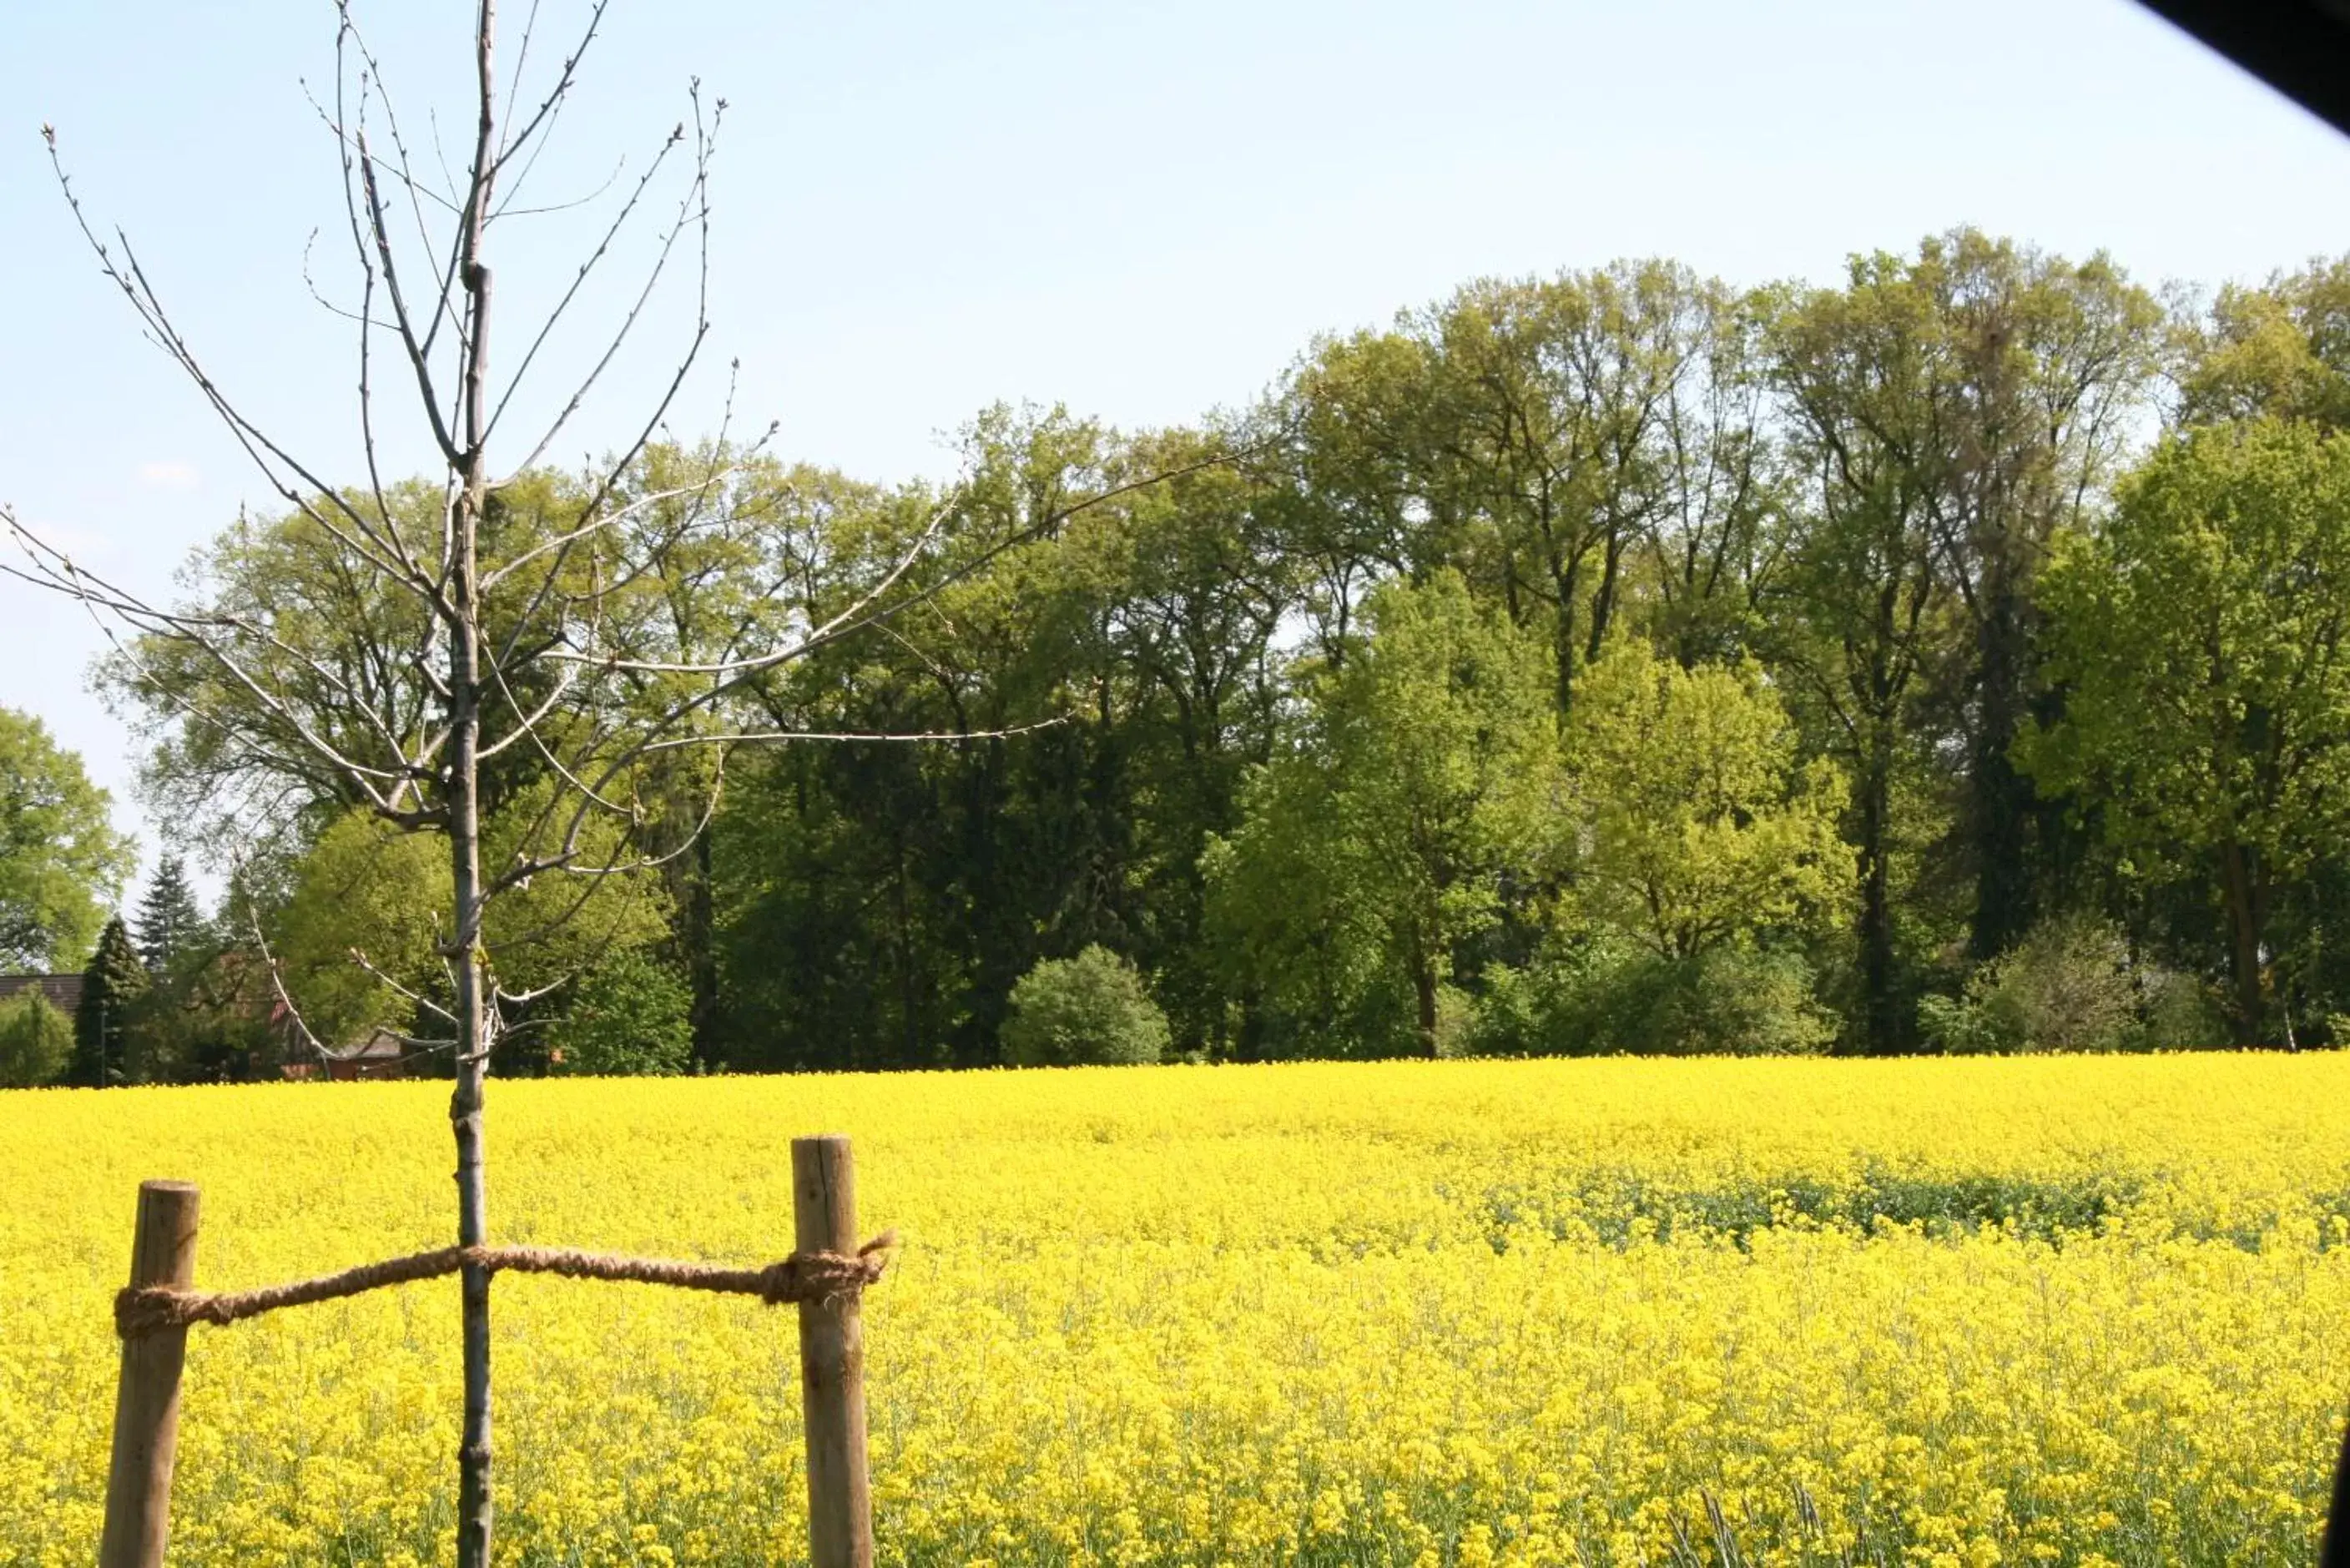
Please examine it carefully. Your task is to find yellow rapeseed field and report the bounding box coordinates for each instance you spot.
[3,1056,2348,1567]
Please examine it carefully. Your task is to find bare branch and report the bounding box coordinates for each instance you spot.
[636,717,1071,755]
[497,82,720,476]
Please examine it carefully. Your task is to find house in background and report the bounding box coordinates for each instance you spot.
[0,973,84,1016]
[280,1023,408,1082]
[328,1026,408,1081]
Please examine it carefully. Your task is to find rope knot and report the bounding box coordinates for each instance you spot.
[114,1286,189,1339]
[756,1231,899,1307]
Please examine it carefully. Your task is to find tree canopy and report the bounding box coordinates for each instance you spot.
[0,708,134,972]
[2023,419,2350,1042]
[69,229,2350,1070]
[1562,637,1851,960]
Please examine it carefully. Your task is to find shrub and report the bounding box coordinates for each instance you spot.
[2138,969,2228,1051]
[1001,946,1171,1067]
[1921,913,2155,1054]
[0,992,73,1087]
[547,950,694,1076]
[1644,945,1836,1056]
[1470,938,1833,1057]
[1917,991,2006,1056]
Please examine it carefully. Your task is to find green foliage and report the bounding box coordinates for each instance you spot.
[547,950,694,1076]
[2139,971,2232,1051]
[1472,936,1833,1057]
[71,917,148,1087]
[275,794,672,1047]
[88,236,2350,1066]
[274,813,447,1048]
[0,991,72,1087]
[1000,945,1171,1067]
[1205,572,1557,1057]
[2022,419,2350,1040]
[124,976,272,1084]
[2176,259,2350,428]
[1562,638,1852,958]
[95,471,601,854]
[134,855,207,976]
[0,708,135,971]
[1919,914,2226,1055]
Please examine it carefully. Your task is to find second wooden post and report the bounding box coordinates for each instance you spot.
[791,1134,874,1568]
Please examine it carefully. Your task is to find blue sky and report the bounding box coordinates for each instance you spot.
[5,0,2350,890]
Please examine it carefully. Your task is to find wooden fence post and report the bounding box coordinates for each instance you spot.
[792,1135,873,1568]
[99,1180,200,1568]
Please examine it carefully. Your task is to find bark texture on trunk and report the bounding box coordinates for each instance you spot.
[1413,960,1440,1059]
[1968,572,2036,962]
[448,487,497,1566]
[1857,741,1900,1055]
[2219,839,2267,1047]
[451,8,502,1562]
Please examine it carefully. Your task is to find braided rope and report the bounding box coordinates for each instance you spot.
[115,1231,898,1339]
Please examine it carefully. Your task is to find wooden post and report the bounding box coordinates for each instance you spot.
[99,1180,200,1568]
[791,1135,873,1568]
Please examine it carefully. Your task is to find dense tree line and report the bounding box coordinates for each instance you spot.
[23,228,2350,1080]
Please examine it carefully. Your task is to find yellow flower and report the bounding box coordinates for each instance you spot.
[2,1054,2345,1563]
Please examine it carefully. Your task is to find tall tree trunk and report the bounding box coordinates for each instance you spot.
[684,830,720,1068]
[1585,524,1625,668]
[1857,737,1900,1055]
[1411,954,1440,1059]
[2220,839,2267,1046]
[1969,571,2035,961]
[452,8,501,1561]
[1550,545,1583,716]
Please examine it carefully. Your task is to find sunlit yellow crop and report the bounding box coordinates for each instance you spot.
[3,1056,2348,1565]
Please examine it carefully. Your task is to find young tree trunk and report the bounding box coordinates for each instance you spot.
[1584,524,1624,669]
[448,696,494,1567]
[451,9,501,1560]
[447,571,494,1564]
[1548,535,1584,718]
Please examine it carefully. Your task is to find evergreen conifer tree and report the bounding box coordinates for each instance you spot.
[134,855,206,975]
[72,916,149,1087]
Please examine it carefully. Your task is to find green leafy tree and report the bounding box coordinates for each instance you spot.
[0,991,73,1087]
[2176,256,2350,429]
[0,708,134,971]
[2022,420,2350,1042]
[275,795,673,1054]
[1265,330,1435,662]
[133,855,207,975]
[547,950,693,1076]
[1563,637,1852,959]
[124,951,276,1085]
[1207,572,1556,1057]
[1918,912,2146,1054]
[1414,261,1726,712]
[71,916,148,1087]
[1000,945,1171,1066]
[1471,935,1833,1057]
[1767,250,1962,1051]
[1757,230,2160,1045]
[1894,235,2157,964]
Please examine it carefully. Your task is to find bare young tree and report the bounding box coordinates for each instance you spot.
[7,5,1207,1560]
